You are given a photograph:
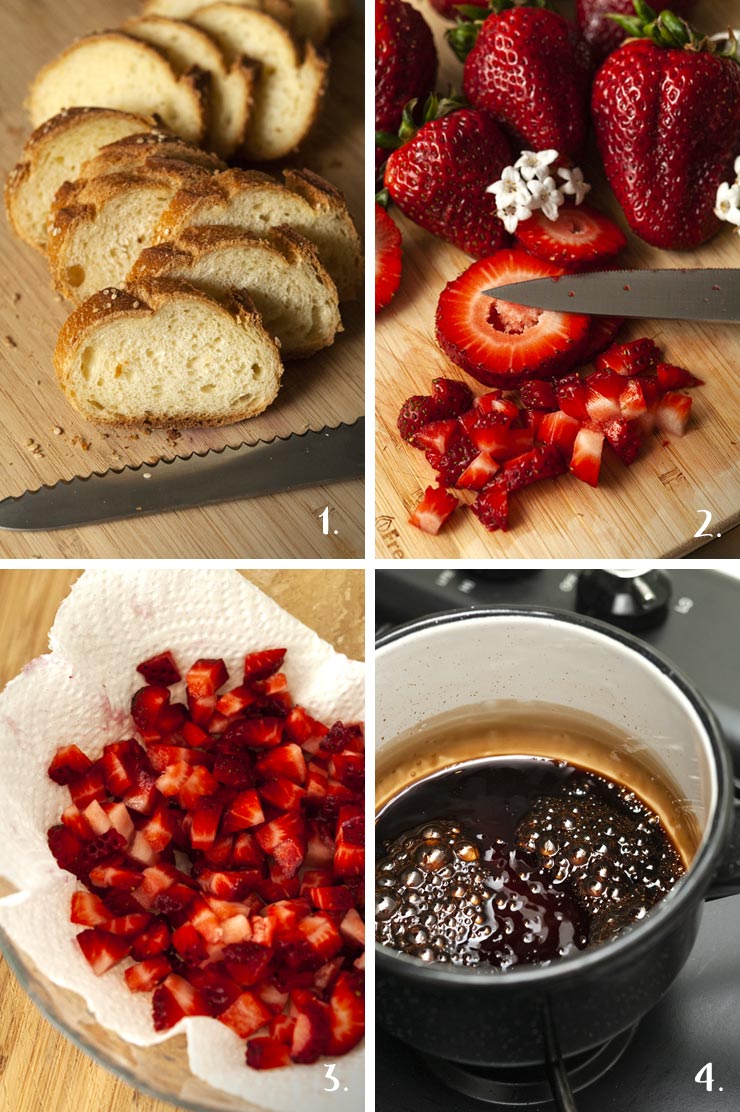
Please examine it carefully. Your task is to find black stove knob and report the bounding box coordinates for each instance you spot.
[575,568,671,632]
[469,571,540,581]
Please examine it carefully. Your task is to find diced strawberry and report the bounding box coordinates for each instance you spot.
[308,887,355,911]
[255,813,306,877]
[269,1014,297,1044]
[331,751,364,794]
[340,908,365,950]
[61,803,94,840]
[601,417,641,465]
[250,914,277,947]
[284,707,327,745]
[655,363,704,392]
[147,744,203,772]
[251,672,289,697]
[433,437,478,487]
[179,766,220,810]
[47,825,84,874]
[260,780,307,812]
[104,801,135,842]
[186,659,229,698]
[413,419,462,457]
[216,685,258,717]
[537,410,580,455]
[321,723,364,755]
[471,485,509,532]
[101,889,141,918]
[556,373,589,420]
[408,485,459,535]
[198,869,261,901]
[68,761,107,810]
[48,744,92,785]
[334,842,365,878]
[223,718,284,750]
[570,425,605,486]
[254,744,307,786]
[455,450,500,491]
[222,789,265,833]
[469,424,534,459]
[123,765,159,815]
[202,833,235,867]
[297,913,343,960]
[619,377,650,420]
[212,752,253,788]
[89,863,142,890]
[188,692,217,728]
[497,445,567,493]
[189,802,222,852]
[157,702,188,733]
[246,1036,292,1069]
[152,974,210,1030]
[124,955,172,992]
[184,894,223,944]
[106,912,152,936]
[71,891,112,928]
[187,965,242,1014]
[127,829,159,866]
[131,919,171,959]
[102,739,142,795]
[76,829,127,874]
[223,941,274,987]
[172,921,209,963]
[290,999,330,1064]
[243,649,287,684]
[137,651,181,686]
[220,913,253,945]
[595,338,660,376]
[518,379,558,410]
[585,369,623,422]
[232,831,265,868]
[76,928,130,975]
[304,823,336,870]
[430,377,474,418]
[327,971,364,1055]
[656,392,692,437]
[155,760,193,797]
[131,685,170,735]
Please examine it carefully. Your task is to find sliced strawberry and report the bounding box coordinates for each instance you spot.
[255,744,306,786]
[340,908,365,950]
[106,912,152,937]
[123,764,159,815]
[216,685,258,717]
[570,425,605,486]
[375,202,402,312]
[102,739,142,795]
[298,913,343,960]
[48,744,92,785]
[556,373,589,419]
[76,929,130,975]
[232,831,266,868]
[188,965,242,1014]
[515,204,627,270]
[308,886,355,911]
[137,651,181,686]
[198,869,261,901]
[242,649,286,683]
[131,919,171,960]
[71,891,112,928]
[76,829,127,875]
[455,450,500,490]
[433,437,478,486]
[186,659,228,698]
[475,394,519,421]
[585,369,623,422]
[321,723,364,755]
[413,419,461,457]
[188,692,217,728]
[655,363,704,392]
[331,751,364,793]
[131,685,170,735]
[255,813,306,877]
[327,971,364,1055]
[601,417,641,465]
[213,752,253,788]
[498,445,567,493]
[519,379,558,410]
[246,1036,292,1069]
[270,1013,297,1044]
[61,803,94,839]
[408,486,459,535]
[124,955,172,993]
[618,377,650,420]
[89,862,142,890]
[656,392,692,437]
[190,802,223,851]
[435,250,591,388]
[290,999,330,1064]
[471,485,509,532]
[469,424,533,460]
[431,377,474,417]
[68,761,107,810]
[223,941,274,987]
[222,789,265,833]
[334,842,365,878]
[223,717,284,750]
[155,760,193,797]
[537,410,580,455]
[179,766,220,810]
[172,921,209,963]
[595,338,661,376]
[152,974,210,1030]
[260,779,307,812]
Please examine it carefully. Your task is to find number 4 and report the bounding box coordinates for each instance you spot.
[695,1062,714,1092]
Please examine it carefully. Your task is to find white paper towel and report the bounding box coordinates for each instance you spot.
[0,568,364,1111]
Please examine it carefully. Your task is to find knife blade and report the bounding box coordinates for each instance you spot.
[0,418,364,531]
[482,268,740,322]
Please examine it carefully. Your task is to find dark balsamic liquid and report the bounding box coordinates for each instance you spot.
[375,756,684,970]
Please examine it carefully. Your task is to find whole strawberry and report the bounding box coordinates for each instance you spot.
[592,3,740,249]
[453,1,591,161]
[577,0,696,64]
[376,0,438,166]
[429,0,488,20]
[382,96,513,257]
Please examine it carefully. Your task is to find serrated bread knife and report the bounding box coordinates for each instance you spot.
[482,268,740,323]
[0,418,364,531]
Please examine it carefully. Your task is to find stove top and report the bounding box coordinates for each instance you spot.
[375,568,740,1111]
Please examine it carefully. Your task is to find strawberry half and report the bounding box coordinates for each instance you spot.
[515,205,627,271]
[435,250,591,387]
[375,203,402,312]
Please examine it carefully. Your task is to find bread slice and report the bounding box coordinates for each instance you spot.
[129,225,341,357]
[4,107,159,252]
[55,277,283,427]
[154,167,361,299]
[190,3,328,160]
[143,0,345,44]
[81,131,226,180]
[28,32,209,144]
[48,165,211,303]
[122,15,258,157]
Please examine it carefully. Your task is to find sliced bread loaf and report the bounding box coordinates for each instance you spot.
[55,277,283,427]
[190,3,328,160]
[28,32,209,144]
[122,15,257,157]
[48,165,211,303]
[141,0,295,33]
[143,0,345,44]
[129,224,341,357]
[80,131,226,180]
[153,167,361,299]
[4,107,159,252]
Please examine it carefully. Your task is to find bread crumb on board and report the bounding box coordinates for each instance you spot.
[70,434,91,451]
[24,438,44,457]
[4,335,18,347]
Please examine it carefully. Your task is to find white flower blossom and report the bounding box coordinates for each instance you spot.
[558,165,591,206]
[497,198,534,235]
[715,180,740,227]
[486,165,530,205]
[527,175,565,222]
[514,149,558,182]
[734,154,740,180]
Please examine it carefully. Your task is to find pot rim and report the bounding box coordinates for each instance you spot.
[374,604,734,988]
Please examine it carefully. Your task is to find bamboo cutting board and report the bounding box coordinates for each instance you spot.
[0,568,364,1112]
[0,0,364,559]
[376,0,740,559]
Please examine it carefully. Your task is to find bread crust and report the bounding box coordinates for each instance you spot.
[55,276,283,427]
[81,131,226,179]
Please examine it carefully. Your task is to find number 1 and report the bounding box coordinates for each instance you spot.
[319,506,329,535]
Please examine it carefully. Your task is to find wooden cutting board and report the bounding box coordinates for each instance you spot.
[0,0,364,559]
[0,568,364,1112]
[376,0,740,559]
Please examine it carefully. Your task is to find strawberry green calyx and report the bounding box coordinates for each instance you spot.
[447,0,548,63]
[375,92,467,151]
[610,1,739,59]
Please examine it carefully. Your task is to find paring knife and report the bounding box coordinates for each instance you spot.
[483,268,740,323]
[0,418,364,531]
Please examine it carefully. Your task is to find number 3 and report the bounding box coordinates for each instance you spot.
[694,509,713,539]
[324,1063,340,1092]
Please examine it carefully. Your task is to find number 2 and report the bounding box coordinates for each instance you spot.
[694,509,713,539]
[695,1062,714,1092]
[324,1063,340,1092]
